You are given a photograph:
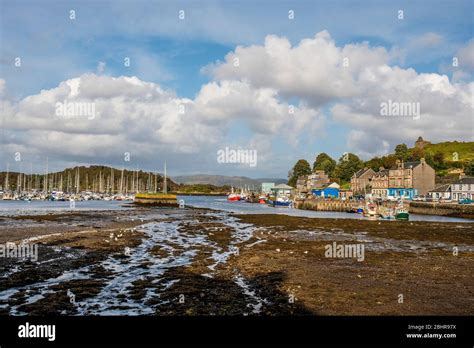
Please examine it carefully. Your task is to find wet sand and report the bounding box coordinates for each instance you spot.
[0,207,472,315]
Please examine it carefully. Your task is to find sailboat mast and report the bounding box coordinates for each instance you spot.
[5,163,9,192]
[120,166,124,194]
[44,157,48,193]
[163,162,167,194]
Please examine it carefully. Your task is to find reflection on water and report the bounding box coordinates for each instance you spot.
[0,200,131,215]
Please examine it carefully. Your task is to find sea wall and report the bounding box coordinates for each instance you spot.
[408,202,474,219]
[295,199,357,212]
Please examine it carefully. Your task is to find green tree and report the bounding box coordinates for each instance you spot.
[312,153,336,176]
[382,154,398,169]
[429,151,446,170]
[464,160,474,176]
[288,159,312,187]
[364,156,383,171]
[410,147,425,161]
[394,143,409,161]
[333,153,364,183]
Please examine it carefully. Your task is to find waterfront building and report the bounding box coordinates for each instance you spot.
[450,177,474,201]
[271,184,293,197]
[388,158,435,198]
[370,168,389,198]
[261,182,275,194]
[296,176,309,194]
[307,170,330,190]
[350,168,375,195]
[312,183,340,198]
[427,184,451,200]
[338,189,353,200]
[296,170,330,194]
[387,187,417,199]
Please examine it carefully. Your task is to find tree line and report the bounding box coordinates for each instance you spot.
[288,143,474,187]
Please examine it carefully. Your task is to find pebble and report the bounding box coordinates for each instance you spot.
[276,248,280,252]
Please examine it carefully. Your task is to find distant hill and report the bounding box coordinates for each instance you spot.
[172,175,287,188]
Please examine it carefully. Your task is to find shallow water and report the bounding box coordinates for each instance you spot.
[179,196,474,223]
[0,196,471,223]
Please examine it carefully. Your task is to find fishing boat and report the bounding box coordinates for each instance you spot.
[379,207,395,220]
[258,195,267,204]
[227,187,241,201]
[394,199,409,220]
[364,202,377,218]
[395,205,409,220]
[239,188,248,200]
[268,196,293,207]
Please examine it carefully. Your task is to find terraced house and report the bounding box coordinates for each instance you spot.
[388,158,435,199]
[350,168,375,195]
[450,177,474,201]
[370,168,389,198]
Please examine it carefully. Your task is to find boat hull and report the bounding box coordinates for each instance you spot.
[395,212,409,220]
[268,200,292,207]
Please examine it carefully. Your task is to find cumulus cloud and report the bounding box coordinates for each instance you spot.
[206,31,390,107]
[206,31,474,157]
[1,74,322,169]
[2,31,472,173]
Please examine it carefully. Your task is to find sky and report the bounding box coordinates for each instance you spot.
[0,0,473,178]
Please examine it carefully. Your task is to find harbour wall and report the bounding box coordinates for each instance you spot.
[295,199,356,212]
[408,202,474,219]
[295,198,474,219]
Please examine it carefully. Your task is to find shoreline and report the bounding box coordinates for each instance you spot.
[0,207,472,315]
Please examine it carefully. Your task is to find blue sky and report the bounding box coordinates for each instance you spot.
[1,0,473,177]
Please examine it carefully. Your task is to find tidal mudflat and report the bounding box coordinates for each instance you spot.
[0,207,472,315]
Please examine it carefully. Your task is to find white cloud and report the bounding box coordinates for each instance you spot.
[206,31,474,157]
[1,74,322,170]
[2,31,472,172]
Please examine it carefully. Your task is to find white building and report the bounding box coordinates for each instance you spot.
[451,177,474,201]
[427,184,451,200]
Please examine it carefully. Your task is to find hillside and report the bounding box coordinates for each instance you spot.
[172,175,287,188]
[421,141,474,162]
